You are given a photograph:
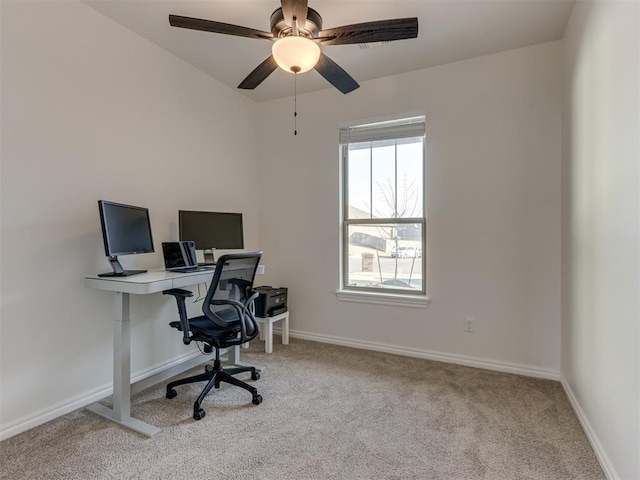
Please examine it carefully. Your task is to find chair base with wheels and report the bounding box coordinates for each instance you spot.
[166,347,262,420]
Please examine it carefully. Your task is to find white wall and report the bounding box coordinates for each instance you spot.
[4,7,635,478]
[0,0,259,434]
[255,42,563,376]
[562,1,640,479]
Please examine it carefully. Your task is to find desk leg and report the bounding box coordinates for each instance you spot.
[226,344,265,371]
[86,292,160,437]
[227,345,241,365]
[282,312,290,345]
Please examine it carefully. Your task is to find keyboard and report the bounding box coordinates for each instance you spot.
[168,266,214,273]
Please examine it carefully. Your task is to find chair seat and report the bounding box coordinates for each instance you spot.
[170,316,240,345]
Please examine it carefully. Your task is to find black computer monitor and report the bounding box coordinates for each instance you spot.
[98,200,154,277]
[179,210,244,265]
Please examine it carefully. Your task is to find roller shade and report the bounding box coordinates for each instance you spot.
[339,116,425,144]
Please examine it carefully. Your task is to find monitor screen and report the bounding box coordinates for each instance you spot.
[98,200,154,258]
[179,210,244,250]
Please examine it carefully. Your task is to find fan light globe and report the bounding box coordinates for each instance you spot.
[272,36,321,74]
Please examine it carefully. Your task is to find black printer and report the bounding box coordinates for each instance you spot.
[254,286,288,317]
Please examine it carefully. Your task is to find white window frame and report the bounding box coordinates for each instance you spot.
[337,114,429,307]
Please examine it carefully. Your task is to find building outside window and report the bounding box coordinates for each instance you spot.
[340,115,426,296]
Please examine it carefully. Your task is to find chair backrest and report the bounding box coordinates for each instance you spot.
[203,252,262,340]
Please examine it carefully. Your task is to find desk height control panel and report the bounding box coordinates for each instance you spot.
[255,286,287,317]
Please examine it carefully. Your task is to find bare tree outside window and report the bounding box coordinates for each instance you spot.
[371,174,423,281]
[373,174,422,219]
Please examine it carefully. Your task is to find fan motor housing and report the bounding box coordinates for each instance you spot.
[270,7,322,38]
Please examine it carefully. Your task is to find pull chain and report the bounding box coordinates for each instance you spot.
[293,13,299,135]
[294,71,298,135]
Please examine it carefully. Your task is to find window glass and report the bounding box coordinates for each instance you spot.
[347,145,372,218]
[345,223,423,291]
[396,139,423,218]
[371,143,396,218]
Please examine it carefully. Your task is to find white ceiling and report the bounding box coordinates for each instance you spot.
[82,0,575,102]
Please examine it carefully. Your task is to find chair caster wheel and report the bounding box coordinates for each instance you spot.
[251,371,260,381]
[205,364,213,373]
[252,394,263,405]
[214,382,220,389]
[166,389,177,399]
[193,409,206,420]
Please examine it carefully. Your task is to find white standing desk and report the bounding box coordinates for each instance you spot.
[84,265,264,437]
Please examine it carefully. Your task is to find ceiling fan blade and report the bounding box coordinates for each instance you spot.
[238,56,279,90]
[169,15,273,40]
[281,0,308,29]
[317,17,418,46]
[314,53,359,94]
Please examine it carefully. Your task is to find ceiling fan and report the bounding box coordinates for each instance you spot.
[169,0,418,94]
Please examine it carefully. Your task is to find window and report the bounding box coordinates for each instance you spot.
[339,115,426,299]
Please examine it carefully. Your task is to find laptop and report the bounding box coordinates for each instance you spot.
[162,241,213,273]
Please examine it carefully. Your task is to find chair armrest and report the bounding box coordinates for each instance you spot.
[163,289,194,345]
[248,290,259,316]
[163,288,194,298]
[209,298,259,343]
[248,290,259,304]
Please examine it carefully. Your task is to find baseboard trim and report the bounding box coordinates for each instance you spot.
[560,376,618,480]
[289,329,560,380]
[0,351,214,441]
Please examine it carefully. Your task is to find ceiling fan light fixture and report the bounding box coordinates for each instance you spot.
[272,36,320,74]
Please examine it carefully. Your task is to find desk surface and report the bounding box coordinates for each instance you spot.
[85,265,265,295]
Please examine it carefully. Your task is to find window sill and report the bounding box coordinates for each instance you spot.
[335,290,430,309]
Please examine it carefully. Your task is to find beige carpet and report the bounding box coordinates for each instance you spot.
[0,338,604,479]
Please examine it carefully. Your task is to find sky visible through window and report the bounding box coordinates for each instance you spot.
[348,139,423,218]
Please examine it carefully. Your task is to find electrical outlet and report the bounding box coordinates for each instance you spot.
[464,317,475,333]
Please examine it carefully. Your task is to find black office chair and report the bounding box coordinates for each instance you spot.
[162,251,263,420]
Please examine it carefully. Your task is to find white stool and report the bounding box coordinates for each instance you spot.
[253,311,290,353]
